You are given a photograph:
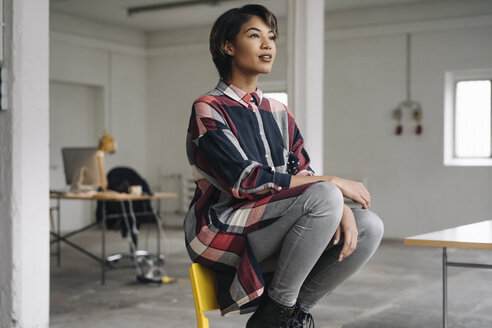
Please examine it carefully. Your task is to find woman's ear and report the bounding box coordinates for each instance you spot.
[224,41,234,56]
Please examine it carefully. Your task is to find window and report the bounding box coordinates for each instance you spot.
[263,92,288,106]
[259,80,288,107]
[444,70,492,166]
[455,80,491,157]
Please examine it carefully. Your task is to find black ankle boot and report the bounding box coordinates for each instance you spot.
[246,295,301,328]
[292,304,315,328]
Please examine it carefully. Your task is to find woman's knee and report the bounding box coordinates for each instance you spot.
[354,209,384,244]
[303,181,344,219]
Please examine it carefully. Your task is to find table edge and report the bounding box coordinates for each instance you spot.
[50,192,178,200]
[403,238,492,250]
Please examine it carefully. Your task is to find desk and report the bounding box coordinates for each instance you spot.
[404,220,492,328]
[50,191,178,284]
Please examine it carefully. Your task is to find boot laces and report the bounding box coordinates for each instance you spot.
[299,312,315,328]
[293,305,315,328]
[285,316,302,328]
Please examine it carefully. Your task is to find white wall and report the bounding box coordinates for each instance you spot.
[146,45,216,185]
[49,82,103,230]
[49,14,147,229]
[324,0,492,30]
[49,28,148,174]
[324,3,492,237]
[0,0,50,326]
[50,13,145,47]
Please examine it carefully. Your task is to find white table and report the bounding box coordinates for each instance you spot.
[404,220,492,328]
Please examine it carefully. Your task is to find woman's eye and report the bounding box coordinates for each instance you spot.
[249,33,260,38]
[269,36,276,41]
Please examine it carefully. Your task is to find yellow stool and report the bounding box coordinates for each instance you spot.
[189,263,219,328]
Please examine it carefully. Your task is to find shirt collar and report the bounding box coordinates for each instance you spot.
[216,80,263,108]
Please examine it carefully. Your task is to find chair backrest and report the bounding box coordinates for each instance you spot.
[107,166,152,195]
[96,166,155,230]
[189,263,219,328]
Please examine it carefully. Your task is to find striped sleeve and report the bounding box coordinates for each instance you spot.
[189,100,291,200]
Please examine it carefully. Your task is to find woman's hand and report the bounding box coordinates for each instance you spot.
[289,175,371,208]
[330,177,371,209]
[333,204,358,262]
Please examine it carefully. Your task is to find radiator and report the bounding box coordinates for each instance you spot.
[160,174,195,213]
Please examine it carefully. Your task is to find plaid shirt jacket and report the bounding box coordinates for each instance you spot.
[184,80,315,315]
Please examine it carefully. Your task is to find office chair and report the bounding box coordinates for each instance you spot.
[95,166,162,263]
[189,263,219,328]
[96,167,155,243]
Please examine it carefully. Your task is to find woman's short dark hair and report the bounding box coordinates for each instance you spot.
[209,4,278,80]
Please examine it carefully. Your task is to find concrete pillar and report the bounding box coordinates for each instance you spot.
[287,0,325,174]
[0,0,50,327]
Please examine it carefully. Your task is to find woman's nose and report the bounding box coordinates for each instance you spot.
[261,40,272,49]
[261,36,273,49]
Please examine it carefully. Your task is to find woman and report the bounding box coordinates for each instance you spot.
[184,4,384,328]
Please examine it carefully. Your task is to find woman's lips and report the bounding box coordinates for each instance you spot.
[259,55,272,62]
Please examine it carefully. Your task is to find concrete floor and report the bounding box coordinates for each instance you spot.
[50,224,492,328]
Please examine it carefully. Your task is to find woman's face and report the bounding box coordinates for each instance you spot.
[225,15,277,79]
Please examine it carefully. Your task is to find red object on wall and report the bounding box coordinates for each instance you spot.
[396,125,403,135]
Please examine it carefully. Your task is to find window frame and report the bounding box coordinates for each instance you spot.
[444,69,492,166]
[259,80,289,106]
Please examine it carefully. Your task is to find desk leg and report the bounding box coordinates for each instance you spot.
[443,247,447,328]
[57,198,61,266]
[127,200,139,248]
[156,199,162,260]
[101,201,106,285]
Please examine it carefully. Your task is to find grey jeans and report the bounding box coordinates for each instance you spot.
[247,181,384,312]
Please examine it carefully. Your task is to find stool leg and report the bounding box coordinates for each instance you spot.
[190,267,210,328]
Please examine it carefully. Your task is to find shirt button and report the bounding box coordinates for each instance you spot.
[271,167,275,173]
[278,187,282,190]
[259,131,264,136]
[265,154,269,158]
